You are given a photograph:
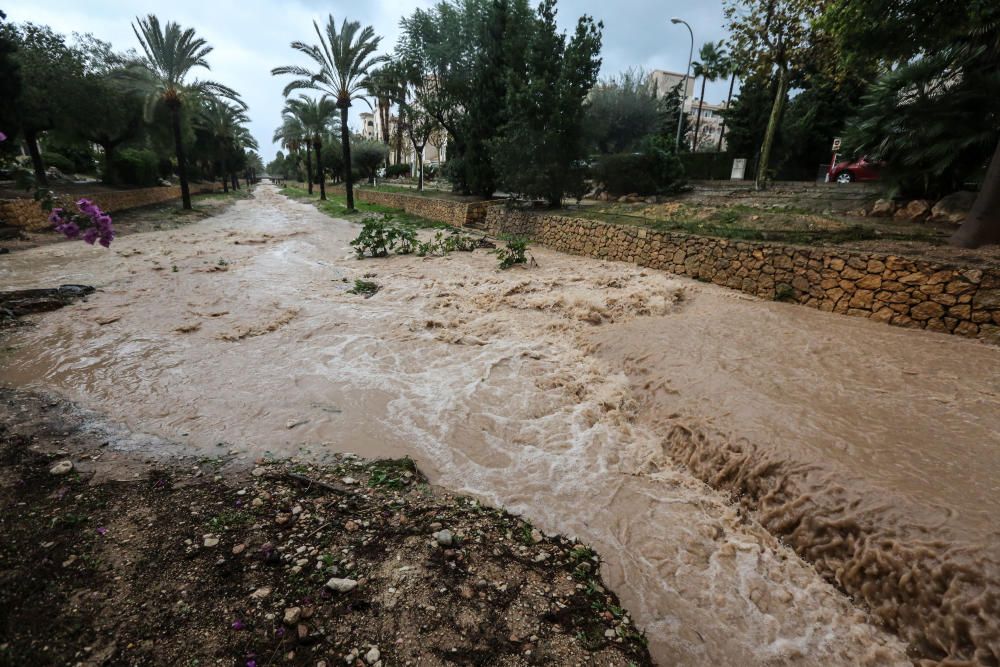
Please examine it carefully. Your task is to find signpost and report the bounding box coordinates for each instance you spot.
[731,158,747,181]
[826,137,842,182]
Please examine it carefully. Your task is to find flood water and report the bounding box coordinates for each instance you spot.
[3,185,999,665]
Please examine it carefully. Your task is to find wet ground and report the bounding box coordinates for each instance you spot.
[3,185,999,664]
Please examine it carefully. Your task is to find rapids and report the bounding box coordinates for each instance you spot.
[3,184,996,664]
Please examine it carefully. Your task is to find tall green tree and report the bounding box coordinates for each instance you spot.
[282,95,338,200]
[127,14,244,209]
[70,36,145,185]
[272,15,385,211]
[397,0,483,193]
[584,68,660,154]
[725,0,827,189]
[0,22,85,185]
[492,0,602,206]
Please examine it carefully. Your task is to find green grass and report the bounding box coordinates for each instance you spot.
[363,183,479,202]
[564,207,942,246]
[279,185,448,229]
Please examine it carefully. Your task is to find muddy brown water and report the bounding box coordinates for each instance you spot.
[2,185,998,665]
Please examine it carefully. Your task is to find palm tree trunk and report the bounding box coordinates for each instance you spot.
[693,76,707,152]
[718,72,736,153]
[221,156,229,193]
[316,141,326,201]
[24,130,48,187]
[341,106,355,211]
[169,107,192,210]
[304,144,313,195]
[755,64,788,192]
[950,139,1000,248]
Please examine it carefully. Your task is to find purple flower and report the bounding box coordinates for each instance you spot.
[82,228,99,245]
[96,527,107,536]
[247,661,257,667]
[56,221,80,239]
[0,131,6,142]
[231,620,245,630]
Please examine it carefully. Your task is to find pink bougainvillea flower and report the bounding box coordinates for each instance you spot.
[96,527,107,536]
[0,131,6,142]
[231,620,245,630]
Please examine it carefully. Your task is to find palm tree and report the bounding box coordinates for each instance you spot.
[198,97,253,193]
[127,14,244,209]
[273,115,310,193]
[272,15,385,211]
[365,63,406,168]
[282,95,338,200]
[717,51,738,153]
[691,41,725,152]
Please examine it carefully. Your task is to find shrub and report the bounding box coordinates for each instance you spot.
[594,136,686,196]
[45,143,97,173]
[385,163,411,178]
[351,219,394,257]
[496,236,529,269]
[347,279,380,297]
[41,151,75,174]
[350,216,417,258]
[109,148,159,187]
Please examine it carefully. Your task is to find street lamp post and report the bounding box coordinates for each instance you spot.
[670,17,694,152]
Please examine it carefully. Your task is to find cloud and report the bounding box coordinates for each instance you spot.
[6,0,736,160]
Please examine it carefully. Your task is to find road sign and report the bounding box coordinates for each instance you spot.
[832,137,842,151]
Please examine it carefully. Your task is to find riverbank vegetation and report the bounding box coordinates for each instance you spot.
[0,12,261,206]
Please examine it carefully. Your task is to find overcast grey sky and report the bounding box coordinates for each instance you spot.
[6,0,735,160]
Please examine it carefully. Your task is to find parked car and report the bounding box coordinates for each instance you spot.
[828,155,883,183]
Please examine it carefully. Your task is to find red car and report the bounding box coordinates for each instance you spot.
[828,155,882,183]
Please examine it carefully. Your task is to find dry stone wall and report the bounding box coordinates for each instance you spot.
[481,207,1000,344]
[354,189,496,228]
[0,183,225,231]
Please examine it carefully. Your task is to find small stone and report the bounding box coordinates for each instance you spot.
[49,460,73,475]
[325,577,358,593]
[530,529,543,544]
[251,498,264,508]
[283,606,302,625]
[604,629,616,638]
[433,529,453,547]
[203,536,220,548]
[341,477,357,485]
[251,586,272,599]
[252,467,267,477]
[297,623,310,641]
[345,520,360,533]
[365,647,380,664]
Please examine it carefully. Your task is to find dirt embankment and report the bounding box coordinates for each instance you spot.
[0,389,651,667]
